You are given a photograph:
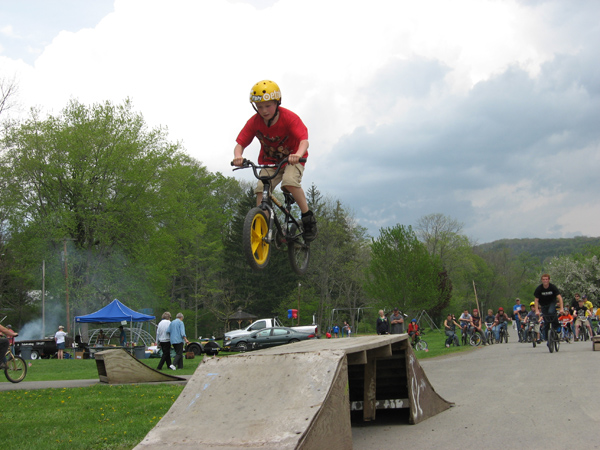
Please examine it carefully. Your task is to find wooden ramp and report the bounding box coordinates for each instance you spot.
[134,335,452,450]
[95,349,185,384]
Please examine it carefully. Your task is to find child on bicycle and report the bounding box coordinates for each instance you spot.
[525,302,541,343]
[558,309,573,338]
[408,319,419,345]
[232,80,317,241]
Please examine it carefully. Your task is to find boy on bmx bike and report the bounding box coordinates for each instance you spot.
[232,80,317,242]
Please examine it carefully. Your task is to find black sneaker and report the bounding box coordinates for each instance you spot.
[302,213,318,242]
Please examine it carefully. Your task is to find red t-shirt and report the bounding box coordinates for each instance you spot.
[236,107,309,165]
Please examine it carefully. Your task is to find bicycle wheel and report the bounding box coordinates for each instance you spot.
[242,207,271,271]
[415,340,428,351]
[470,333,481,347]
[453,335,459,347]
[287,223,310,275]
[553,330,560,352]
[504,330,509,344]
[531,332,537,348]
[5,354,27,383]
[547,327,554,353]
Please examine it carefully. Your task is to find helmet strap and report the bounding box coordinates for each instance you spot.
[267,103,280,128]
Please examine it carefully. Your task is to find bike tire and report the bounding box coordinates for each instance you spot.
[504,331,508,344]
[453,335,459,347]
[553,330,560,352]
[470,333,481,347]
[548,327,554,353]
[415,341,428,351]
[287,223,310,275]
[242,207,271,271]
[5,355,27,383]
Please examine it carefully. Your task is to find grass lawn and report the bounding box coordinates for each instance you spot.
[0,354,206,383]
[0,333,475,449]
[0,383,184,450]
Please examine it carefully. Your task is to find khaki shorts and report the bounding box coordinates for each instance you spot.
[255,163,304,195]
[575,318,588,329]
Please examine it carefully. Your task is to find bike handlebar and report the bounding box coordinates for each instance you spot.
[231,157,307,181]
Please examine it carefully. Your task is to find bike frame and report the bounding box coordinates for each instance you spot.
[235,158,306,246]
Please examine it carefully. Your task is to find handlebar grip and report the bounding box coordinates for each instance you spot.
[299,157,307,163]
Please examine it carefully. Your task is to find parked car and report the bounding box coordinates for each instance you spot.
[224,317,318,348]
[228,327,317,352]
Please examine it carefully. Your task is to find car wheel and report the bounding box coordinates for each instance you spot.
[236,342,248,352]
[30,351,40,360]
[288,339,300,344]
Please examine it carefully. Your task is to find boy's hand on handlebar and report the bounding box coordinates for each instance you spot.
[288,154,301,165]
[232,156,245,167]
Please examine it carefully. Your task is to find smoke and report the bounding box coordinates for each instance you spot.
[15,303,65,341]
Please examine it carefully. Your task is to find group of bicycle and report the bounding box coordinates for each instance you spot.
[444,274,595,354]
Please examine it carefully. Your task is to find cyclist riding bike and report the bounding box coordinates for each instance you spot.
[534,274,564,348]
[583,295,595,337]
[558,309,573,341]
[0,324,18,369]
[471,309,486,345]
[459,309,473,336]
[525,302,541,343]
[444,314,461,347]
[232,80,317,241]
[492,307,510,343]
[407,319,420,345]
[574,298,592,341]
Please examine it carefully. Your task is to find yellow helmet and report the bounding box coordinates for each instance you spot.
[249,80,282,104]
[530,302,535,306]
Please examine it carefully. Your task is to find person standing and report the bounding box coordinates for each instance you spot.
[376,310,389,335]
[55,325,68,359]
[119,325,127,347]
[332,324,340,338]
[156,312,172,370]
[389,308,404,334]
[168,313,190,370]
[534,273,564,349]
[513,298,522,330]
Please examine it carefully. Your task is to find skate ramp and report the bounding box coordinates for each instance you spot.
[95,349,185,384]
[135,335,451,450]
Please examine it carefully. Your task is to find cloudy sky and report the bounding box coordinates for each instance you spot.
[1,0,598,243]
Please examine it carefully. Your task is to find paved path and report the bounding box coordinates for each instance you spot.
[352,333,600,449]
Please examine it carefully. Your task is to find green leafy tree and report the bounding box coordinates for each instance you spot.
[0,99,184,321]
[365,224,445,312]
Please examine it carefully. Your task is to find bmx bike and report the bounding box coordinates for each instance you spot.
[232,157,311,275]
[3,348,27,383]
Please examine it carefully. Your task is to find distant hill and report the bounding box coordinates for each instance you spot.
[475,236,600,263]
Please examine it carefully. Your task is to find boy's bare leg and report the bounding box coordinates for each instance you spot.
[282,185,308,213]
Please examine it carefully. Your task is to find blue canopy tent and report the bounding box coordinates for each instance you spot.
[75,299,155,347]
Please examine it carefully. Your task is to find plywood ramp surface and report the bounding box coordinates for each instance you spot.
[135,351,352,450]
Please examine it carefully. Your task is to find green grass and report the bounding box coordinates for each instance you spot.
[411,328,476,359]
[0,355,206,383]
[0,384,184,450]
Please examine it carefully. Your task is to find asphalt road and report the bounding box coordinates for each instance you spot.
[352,331,600,449]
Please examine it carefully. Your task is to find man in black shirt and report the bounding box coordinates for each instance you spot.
[534,274,564,346]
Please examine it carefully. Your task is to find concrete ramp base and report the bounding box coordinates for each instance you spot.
[135,335,451,449]
[95,349,185,384]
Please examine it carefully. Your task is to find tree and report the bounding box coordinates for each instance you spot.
[0,75,18,118]
[0,99,185,322]
[365,224,447,313]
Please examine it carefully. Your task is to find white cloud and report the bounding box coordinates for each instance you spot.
[1,0,599,242]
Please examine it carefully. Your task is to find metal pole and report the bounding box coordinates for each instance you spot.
[297,283,301,326]
[42,260,46,338]
[64,240,70,333]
